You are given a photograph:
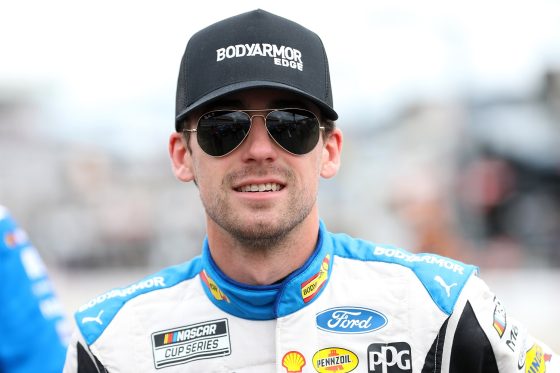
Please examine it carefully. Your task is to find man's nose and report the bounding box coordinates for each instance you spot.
[239,115,279,161]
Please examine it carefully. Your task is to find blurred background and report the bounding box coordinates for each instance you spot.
[1,0,559,348]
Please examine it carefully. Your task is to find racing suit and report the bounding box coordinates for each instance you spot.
[0,206,70,373]
[64,221,558,372]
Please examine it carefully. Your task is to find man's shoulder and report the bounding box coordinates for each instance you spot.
[328,232,478,315]
[74,256,203,346]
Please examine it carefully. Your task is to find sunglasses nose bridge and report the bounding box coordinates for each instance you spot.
[247,113,267,127]
[241,113,279,155]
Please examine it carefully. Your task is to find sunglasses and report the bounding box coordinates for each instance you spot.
[183,108,324,157]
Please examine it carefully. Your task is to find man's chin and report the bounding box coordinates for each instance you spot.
[233,218,286,238]
[219,216,295,246]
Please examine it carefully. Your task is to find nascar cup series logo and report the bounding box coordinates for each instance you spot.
[151,319,231,369]
[216,43,303,71]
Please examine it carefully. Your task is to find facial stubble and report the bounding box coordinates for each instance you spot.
[202,166,317,252]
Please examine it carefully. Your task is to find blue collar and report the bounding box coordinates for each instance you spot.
[199,221,334,320]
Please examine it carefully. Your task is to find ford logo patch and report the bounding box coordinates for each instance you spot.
[316,307,387,334]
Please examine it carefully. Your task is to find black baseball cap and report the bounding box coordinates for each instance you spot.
[175,9,338,130]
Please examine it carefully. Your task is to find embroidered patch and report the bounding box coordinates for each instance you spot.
[282,351,306,373]
[301,254,330,303]
[151,319,231,369]
[313,347,358,373]
[200,270,230,303]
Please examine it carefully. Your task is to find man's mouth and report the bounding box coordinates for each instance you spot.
[236,183,283,192]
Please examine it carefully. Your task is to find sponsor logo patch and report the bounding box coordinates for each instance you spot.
[316,306,387,334]
[3,228,27,249]
[282,351,306,373]
[301,255,330,303]
[434,275,457,297]
[78,276,166,312]
[313,347,358,373]
[524,343,548,373]
[200,270,230,303]
[492,296,507,338]
[367,342,412,373]
[151,319,231,369]
[373,246,465,274]
[216,43,304,71]
[505,325,520,352]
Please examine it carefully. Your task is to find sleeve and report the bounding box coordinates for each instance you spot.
[63,329,109,373]
[446,273,559,373]
[0,207,72,373]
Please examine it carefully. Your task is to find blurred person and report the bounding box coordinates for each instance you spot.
[64,9,558,372]
[389,165,471,261]
[0,205,70,372]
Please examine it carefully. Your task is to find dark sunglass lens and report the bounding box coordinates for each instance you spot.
[266,110,320,154]
[197,111,251,156]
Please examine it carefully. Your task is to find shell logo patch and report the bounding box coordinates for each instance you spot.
[301,254,330,303]
[282,351,306,373]
[313,347,358,373]
[200,270,230,303]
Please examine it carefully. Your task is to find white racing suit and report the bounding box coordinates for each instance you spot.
[64,221,558,372]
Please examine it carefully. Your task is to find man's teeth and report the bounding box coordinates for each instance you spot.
[239,183,282,192]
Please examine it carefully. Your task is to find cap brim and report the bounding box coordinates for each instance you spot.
[175,81,338,130]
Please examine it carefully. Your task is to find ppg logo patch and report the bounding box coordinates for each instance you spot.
[151,319,231,369]
[367,342,412,373]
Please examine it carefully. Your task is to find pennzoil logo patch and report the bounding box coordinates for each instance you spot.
[313,347,358,373]
[301,254,330,303]
[151,319,231,369]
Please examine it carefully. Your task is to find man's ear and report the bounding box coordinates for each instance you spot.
[169,132,195,182]
[320,128,343,179]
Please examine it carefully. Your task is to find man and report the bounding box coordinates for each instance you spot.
[0,206,70,372]
[64,9,558,372]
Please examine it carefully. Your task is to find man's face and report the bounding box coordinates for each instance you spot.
[171,88,341,247]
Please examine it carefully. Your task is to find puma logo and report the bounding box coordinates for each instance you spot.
[81,310,104,325]
[434,275,457,297]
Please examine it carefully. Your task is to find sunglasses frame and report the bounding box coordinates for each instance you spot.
[183,108,325,157]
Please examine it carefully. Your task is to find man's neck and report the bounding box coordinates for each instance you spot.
[206,215,320,285]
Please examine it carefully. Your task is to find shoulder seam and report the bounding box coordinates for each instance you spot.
[75,257,203,346]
